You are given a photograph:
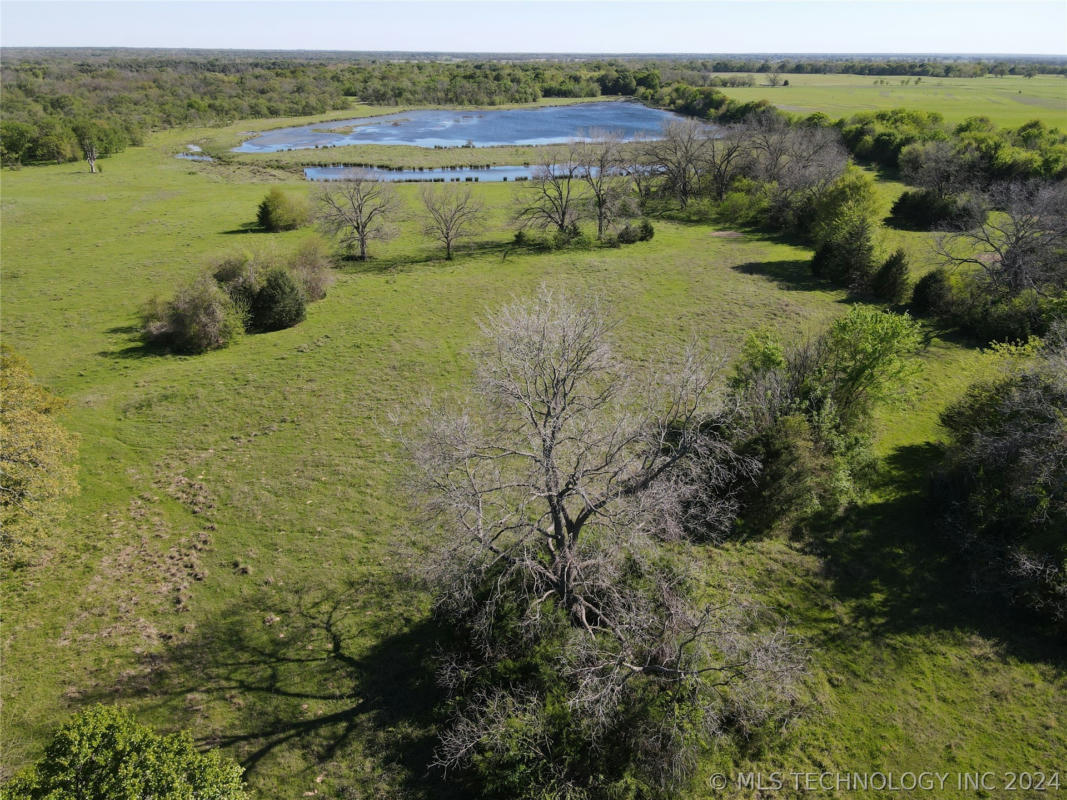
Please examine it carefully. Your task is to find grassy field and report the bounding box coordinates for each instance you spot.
[3,105,1065,798]
[718,72,1067,128]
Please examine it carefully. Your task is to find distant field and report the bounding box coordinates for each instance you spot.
[3,108,1065,798]
[718,72,1067,127]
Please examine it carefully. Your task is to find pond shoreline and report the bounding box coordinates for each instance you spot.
[233,100,682,153]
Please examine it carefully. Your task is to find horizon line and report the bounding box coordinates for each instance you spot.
[3,46,1066,58]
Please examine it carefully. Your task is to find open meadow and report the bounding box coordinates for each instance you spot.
[718,72,1067,128]
[4,91,1065,797]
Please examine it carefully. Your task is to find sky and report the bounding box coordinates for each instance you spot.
[1,0,1065,55]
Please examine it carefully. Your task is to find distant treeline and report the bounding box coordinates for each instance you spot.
[2,52,1065,167]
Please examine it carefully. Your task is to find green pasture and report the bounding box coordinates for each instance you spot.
[2,107,1064,798]
[719,72,1067,128]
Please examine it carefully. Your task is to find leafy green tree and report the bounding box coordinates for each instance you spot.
[0,121,36,165]
[871,248,912,303]
[2,705,248,799]
[256,188,309,232]
[811,215,877,290]
[252,267,307,331]
[732,308,923,527]
[0,346,79,565]
[934,335,1067,628]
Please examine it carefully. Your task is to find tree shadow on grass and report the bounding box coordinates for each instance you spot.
[97,578,459,798]
[732,259,835,294]
[807,442,1066,667]
[97,325,172,360]
[221,222,268,235]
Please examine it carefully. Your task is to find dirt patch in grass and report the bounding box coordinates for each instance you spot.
[58,495,214,648]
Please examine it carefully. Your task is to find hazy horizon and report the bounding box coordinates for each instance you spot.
[2,1,1065,56]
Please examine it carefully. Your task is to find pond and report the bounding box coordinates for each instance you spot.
[234,101,683,153]
[304,164,537,182]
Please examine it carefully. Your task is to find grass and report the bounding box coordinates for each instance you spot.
[719,72,1067,128]
[2,104,1065,798]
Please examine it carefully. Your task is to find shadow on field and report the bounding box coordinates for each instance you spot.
[97,325,171,360]
[100,578,459,798]
[733,259,830,293]
[808,442,1067,667]
[221,222,270,235]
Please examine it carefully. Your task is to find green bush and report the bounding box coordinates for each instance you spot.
[615,223,641,244]
[638,218,655,240]
[888,189,985,230]
[287,236,335,301]
[933,338,1067,629]
[2,705,247,799]
[551,222,589,249]
[142,273,246,354]
[957,290,1067,343]
[716,178,767,226]
[910,267,954,316]
[256,188,309,232]
[871,248,912,303]
[732,308,923,530]
[212,252,262,310]
[252,267,306,331]
[810,216,876,290]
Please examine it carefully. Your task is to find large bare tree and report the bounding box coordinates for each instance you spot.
[937,180,1067,297]
[315,174,400,260]
[514,159,588,234]
[646,119,712,209]
[697,125,752,202]
[623,133,663,208]
[420,185,485,259]
[400,288,804,795]
[572,132,630,239]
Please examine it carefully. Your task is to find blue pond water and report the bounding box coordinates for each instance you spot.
[235,101,682,153]
[305,165,537,182]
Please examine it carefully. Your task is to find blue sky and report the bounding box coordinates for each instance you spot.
[2,1,1065,54]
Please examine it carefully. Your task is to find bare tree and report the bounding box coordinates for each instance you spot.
[697,125,752,202]
[315,174,400,260]
[622,134,663,209]
[937,180,1067,296]
[899,140,965,197]
[515,159,588,234]
[400,288,805,794]
[420,185,484,259]
[746,117,848,229]
[82,139,98,174]
[647,119,712,209]
[572,131,630,239]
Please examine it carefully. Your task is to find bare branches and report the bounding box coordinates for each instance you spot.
[571,131,632,239]
[514,159,588,234]
[398,287,805,793]
[315,174,400,260]
[420,185,484,259]
[936,180,1067,297]
[646,119,713,209]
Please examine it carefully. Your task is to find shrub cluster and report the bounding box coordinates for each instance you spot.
[731,307,923,535]
[909,270,1067,343]
[932,334,1067,629]
[257,188,310,232]
[613,218,654,244]
[142,240,333,353]
[888,189,986,230]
